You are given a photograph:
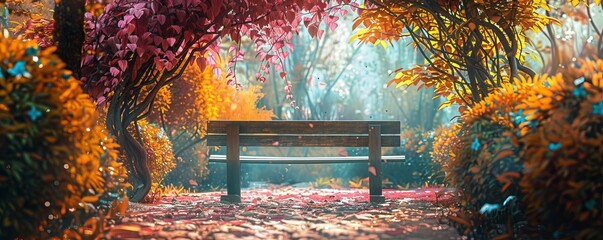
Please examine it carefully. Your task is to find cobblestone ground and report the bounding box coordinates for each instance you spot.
[107,187,463,239]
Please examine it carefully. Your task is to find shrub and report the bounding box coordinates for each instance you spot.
[399,127,446,186]
[136,120,175,186]
[0,37,127,238]
[518,63,603,238]
[430,125,460,176]
[445,77,544,237]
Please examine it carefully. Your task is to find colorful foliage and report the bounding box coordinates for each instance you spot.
[0,0,54,46]
[440,59,603,238]
[430,126,460,173]
[136,120,175,187]
[399,127,446,186]
[81,0,349,106]
[81,0,349,201]
[0,37,127,238]
[154,55,274,189]
[517,62,603,238]
[352,0,556,107]
[444,77,545,237]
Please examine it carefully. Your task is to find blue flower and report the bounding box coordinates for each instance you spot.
[27,106,42,121]
[479,203,500,214]
[548,142,561,151]
[25,46,39,56]
[593,101,603,115]
[511,109,526,125]
[471,138,481,151]
[0,67,4,79]
[572,85,587,97]
[61,72,71,80]
[7,61,30,77]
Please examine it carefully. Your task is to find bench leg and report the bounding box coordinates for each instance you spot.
[221,124,241,203]
[368,124,385,204]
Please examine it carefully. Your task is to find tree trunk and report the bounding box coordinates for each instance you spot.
[106,89,152,203]
[121,128,151,202]
[53,0,85,78]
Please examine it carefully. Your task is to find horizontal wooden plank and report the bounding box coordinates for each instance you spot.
[206,135,400,147]
[208,155,405,164]
[207,120,400,135]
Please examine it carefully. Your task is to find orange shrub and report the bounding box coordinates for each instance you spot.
[0,37,127,238]
[517,63,603,238]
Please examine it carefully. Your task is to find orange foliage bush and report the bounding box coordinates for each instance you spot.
[443,77,545,237]
[0,37,127,238]
[136,120,176,185]
[517,63,603,238]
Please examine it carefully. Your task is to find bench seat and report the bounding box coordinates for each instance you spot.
[208,155,405,164]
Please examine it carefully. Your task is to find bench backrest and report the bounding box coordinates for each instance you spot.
[206,120,400,147]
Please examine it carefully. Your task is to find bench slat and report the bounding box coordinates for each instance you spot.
[208,155,405,164]
[207,120,400,135]
[206,135,400,147]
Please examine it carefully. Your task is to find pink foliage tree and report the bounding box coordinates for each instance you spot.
[81,0,350,201]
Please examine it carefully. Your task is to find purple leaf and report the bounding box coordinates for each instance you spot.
[118,60,128,71]
[157,14,166,25]
[110,67,120,77]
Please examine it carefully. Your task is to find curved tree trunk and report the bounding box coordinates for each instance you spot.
[121,127,151,202]
[106,86,152,203]
[53,0,85,78]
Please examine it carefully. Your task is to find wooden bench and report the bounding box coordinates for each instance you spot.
[206,120,403,203]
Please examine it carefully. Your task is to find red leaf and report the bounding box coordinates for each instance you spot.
[157,14,166,25]
[118,60,128,71]
[166,37,176,46]
[338,148,348,157]
[317,29,325,39]
[308,24,318,37]
[128,35,138,44]
[368,166,377,176]
[196,57,206,71]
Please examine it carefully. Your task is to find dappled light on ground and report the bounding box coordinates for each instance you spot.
[110,187,461,239]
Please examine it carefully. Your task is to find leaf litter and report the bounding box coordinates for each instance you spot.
[108,187,463,239]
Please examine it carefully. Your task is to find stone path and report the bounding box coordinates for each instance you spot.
[106,187,463,239]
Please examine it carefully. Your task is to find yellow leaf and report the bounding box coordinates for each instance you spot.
[438,101,452,110]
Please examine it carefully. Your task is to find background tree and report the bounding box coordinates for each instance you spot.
[352,0,555,109]
[53,0,86,78]
[531,0,603,75]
